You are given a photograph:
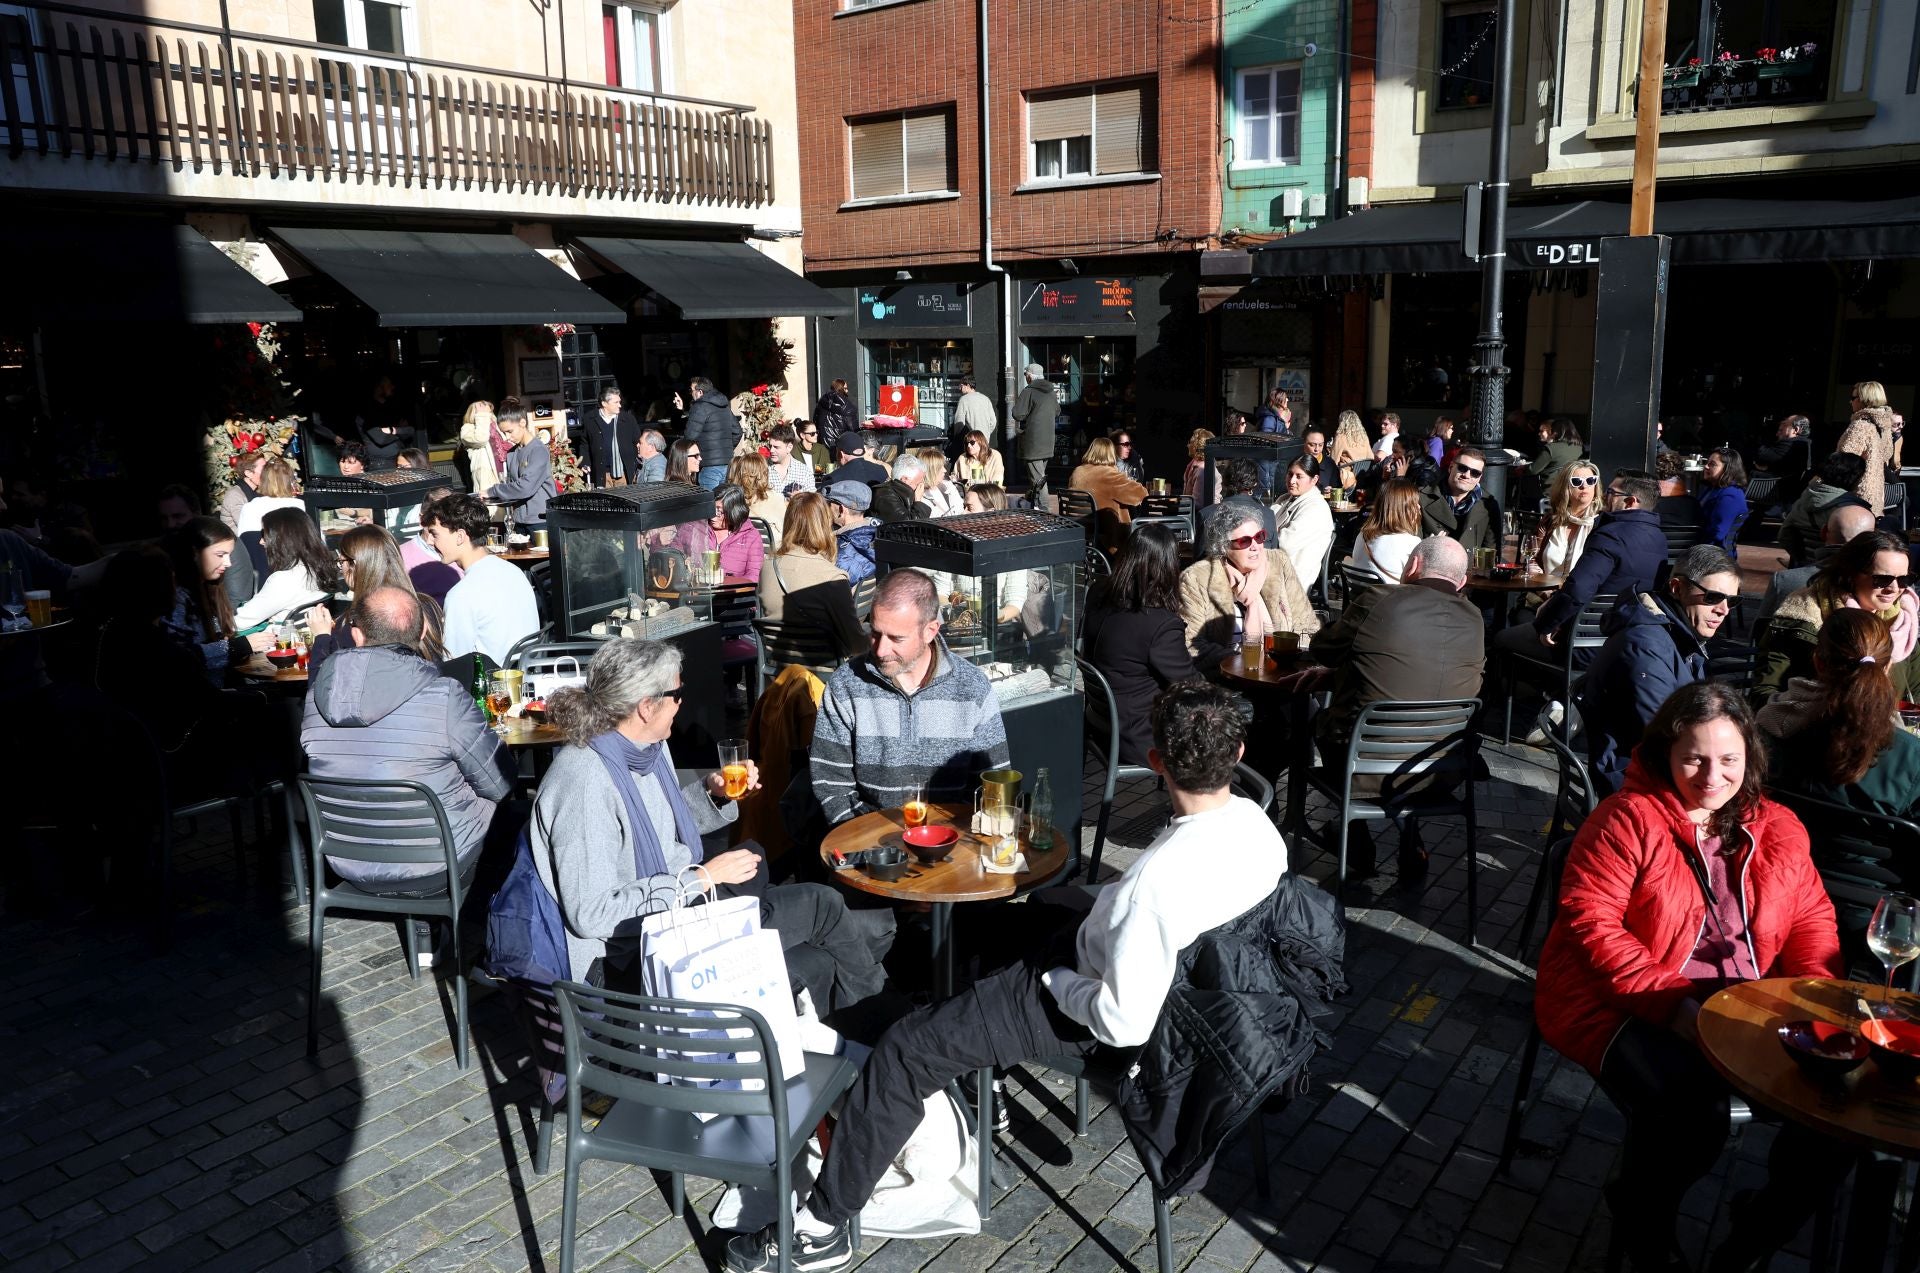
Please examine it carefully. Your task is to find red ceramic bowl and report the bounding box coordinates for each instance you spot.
[265,649,301,670]
[1777,1019,1870,1080]
[902,824,960,863]
[1861,1017,1920,1082]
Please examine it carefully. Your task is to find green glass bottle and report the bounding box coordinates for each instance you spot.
[1029,767,1054,851]
[471,658,492,723]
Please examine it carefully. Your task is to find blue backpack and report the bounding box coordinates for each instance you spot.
[483,828,572,988]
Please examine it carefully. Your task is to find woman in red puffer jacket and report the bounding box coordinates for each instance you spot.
[1535,681,1850,1273]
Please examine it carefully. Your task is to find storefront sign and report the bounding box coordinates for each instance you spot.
[1525,239,1603,268]
[1020,277,1136,325]
[856,283,970,329]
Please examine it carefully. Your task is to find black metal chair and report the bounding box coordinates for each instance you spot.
[1706,643,1759,692]
[750,516,776,556]
[504,625,558,671]
[1499,835,1576,1173]
[1339,560,1385,603]
[1076,657,1156,884]
[1058,488,1098,539]
[1771,789,1920,990]
[752,618,844,692]
[851,573,877,620]
[1303,699,1483,943]
[1662,522,1704,565]
[710,584,762,708]
[1129,514,1193,544]
[1512,735,1599,960]
[299,775,471,1067]
[1501,592,1617,745]
[1139,493,1198,541]
[552,983,861,1273]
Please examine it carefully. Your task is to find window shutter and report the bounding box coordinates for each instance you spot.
[903,112,948,193]
[1094,83,1149,174]
[850,118,904,199]
[1028,91,1093,143]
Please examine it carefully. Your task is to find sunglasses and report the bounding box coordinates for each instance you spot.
[1229,530,1268,550]
[1866,574,1908,589]
[1568,475,1599,488]
[1455,464,1483,478]
[1680,579,1736,607]
[658,686,685,702]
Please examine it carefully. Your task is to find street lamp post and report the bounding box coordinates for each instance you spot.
[1467,0,1518,512]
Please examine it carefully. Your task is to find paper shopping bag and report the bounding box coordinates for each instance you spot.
[525,655,586,704]
[663,927,806,1097]
[640,893,760,997]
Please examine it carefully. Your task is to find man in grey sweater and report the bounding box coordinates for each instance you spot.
[485,397,553,527]
[811,569,1010,827]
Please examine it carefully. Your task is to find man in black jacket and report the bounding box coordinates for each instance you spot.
[1501,468,1667,655]
[724,680,1287,1273]
[867,453,930,524]
[583,386,642,487]
[682,377,740,491]
[1419,446,1500,555]
[822,431,888,488]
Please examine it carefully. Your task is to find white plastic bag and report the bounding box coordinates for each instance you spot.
[525,654,586,703]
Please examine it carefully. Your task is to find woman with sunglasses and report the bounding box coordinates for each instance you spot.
[1577,545,1743,796]
[1537,682,1848,1273]
[1755,530,1920,704]
[1758,608,1920,821]
[1179,496,1318,671]
[794,419,832,476]
[1696,446,1749,555]
[958,429,1005,488]
[1537,460,1602,577]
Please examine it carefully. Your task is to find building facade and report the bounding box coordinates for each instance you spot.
[792,0,1222,472]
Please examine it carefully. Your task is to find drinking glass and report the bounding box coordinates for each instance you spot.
[1870,894,1920,1011]
[24,589,51,627]
[903,784,929,828]
[0,565,23,627]
[718,739,750,800]
[1241,637,1264,673]
[704,548,722,587]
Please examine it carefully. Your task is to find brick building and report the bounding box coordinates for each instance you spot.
[794,0,1222,472]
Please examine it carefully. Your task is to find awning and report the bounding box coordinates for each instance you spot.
[575,237,844,320]
[1252,196,1920,276]
[270,228,626,326]
[0,224,302,324]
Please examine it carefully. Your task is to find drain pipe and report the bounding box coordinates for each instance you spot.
[1331,0,1350,216]
[978,0,1014,419]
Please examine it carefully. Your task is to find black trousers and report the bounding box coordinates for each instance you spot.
[809,896,1095,1227]
[1597,1016,1853,1258]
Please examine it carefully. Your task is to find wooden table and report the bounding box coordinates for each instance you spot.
[1218,652,1323,834]
[237,654,310,685]
[821,802,1071,998]
[1699,977,1920,1266]
[498,547,550,565]
[502,720,564,747]
[1466,568,1564,628]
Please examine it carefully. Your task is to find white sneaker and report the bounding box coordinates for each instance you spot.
[1524,700,1565,747]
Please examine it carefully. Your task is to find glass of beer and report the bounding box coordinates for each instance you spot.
[1152,477,1170,496]
[24,589,51,627]
[719,739,750,800]
[903,784,929,828]
[704,548,723,587]
[1242,636,1264,673]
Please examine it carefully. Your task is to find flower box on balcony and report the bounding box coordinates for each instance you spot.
[1757,61,1816,81]
[1664,68,1703,89]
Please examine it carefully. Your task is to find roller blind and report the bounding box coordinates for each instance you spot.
[904,112,949,193]
[1094,83,1150,175]
[850,118,903,200]
[1028,91,1093,143]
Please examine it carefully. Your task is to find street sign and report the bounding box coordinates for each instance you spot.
[1524,239,1603,268]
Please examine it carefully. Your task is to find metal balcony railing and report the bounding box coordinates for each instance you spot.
[0,1,775,207]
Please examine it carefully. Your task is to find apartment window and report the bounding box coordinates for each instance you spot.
[602,3,666,93]
[1660,0,1836,112]
[848,110,953,201]
[1027,81,1155,182]
[1236,65,1302,166]
[1436,0,1496,110]
[313,0,411,55]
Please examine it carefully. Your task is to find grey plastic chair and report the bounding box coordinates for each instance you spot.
[1305,698,1483,943]
[1077,656,1157,884]
[753,617,845,692]
[1513,734,1600,960]
[552,982,862,1273]
[299,775,471,1067]
[750,516,775,555]
[1501,592,1617,744]
[1500,835,1577,1173]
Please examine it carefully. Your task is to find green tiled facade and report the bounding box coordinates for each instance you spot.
[1221,0,1342,235]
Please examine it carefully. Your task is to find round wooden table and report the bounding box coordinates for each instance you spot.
[498,547,551,565]
[821,802,1071,998]
[1217,651,1323,831]
[503,720,565,747]
[237,654,310,685]
[1466,568,1564,628]
[1699,977,1920,1266]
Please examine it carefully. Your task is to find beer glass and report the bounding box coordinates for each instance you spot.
[719,740,750,800]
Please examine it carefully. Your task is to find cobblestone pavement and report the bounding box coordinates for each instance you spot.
[3,735,1831,1273]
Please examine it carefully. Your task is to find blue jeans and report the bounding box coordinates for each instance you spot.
[697,465,728,491]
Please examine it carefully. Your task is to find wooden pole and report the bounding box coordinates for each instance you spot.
[1629,0,1669,235]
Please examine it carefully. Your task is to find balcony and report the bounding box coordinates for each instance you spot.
[0,1,776,214]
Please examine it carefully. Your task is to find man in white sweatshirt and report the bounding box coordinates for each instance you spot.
[725,679,1287,1273]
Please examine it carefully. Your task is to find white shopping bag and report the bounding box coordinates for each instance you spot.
[525,655,587,704]
[640,891,761,996]
[662,927,807,1101]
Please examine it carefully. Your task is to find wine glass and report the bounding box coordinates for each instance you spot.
[1869,894,1920,1012]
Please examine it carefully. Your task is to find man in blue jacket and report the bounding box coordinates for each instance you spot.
[1576,545,1741,793]
[1501,469,1668,659]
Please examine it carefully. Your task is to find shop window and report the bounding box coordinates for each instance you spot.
[863,340,973,432]
[848,109,954,201]
[1020,337,1135,438]
[601,3,666,93]
[1435,0,1497,111]
[313,0,412,55]
[1027,81,1155,182]
[561,329,618,436]
[1235,65,1302,166]
[1658,0,1835,114]
[0,7,40,150]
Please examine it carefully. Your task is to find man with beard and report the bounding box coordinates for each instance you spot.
[810,568,1009,828]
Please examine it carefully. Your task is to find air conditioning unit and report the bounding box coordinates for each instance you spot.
[1281,189,1305,219]
[1307,193,1327,217]
[1347,176,1371,208]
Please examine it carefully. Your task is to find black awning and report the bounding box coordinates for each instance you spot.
[270,228,626,326]
[575,237,844,319]
[1,224,302,324]
[1252,196,1920,276]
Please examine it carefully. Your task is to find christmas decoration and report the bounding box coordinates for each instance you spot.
[203,322,304,503]
[547,426,589,495]
[736,384,784,449]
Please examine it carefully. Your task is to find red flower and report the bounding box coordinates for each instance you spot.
[1716,50,1737,61]
[1756,46,1778,62]
[1688,56,1702,66]
[751,384,769,395]
[247,322,264,337]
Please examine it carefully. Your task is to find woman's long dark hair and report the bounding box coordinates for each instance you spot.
[1107,522,1182,613]
[666,438,701,485]
[1814,530,1907,606]
[1707,446,1748,490]
[1636,681,1767,841]
[261,508,345,592]
[159,516,236,640]
[1813,608,1897,786]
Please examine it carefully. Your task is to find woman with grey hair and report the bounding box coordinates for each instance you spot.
[1180,496,1319,670]
[530,638,893,1010]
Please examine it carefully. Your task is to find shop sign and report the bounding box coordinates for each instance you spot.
[857,283,970,329]
[1524,239,1603,268]
[1020,277,1136,325]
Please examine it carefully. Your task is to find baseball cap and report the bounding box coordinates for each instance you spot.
[825,480,872,513]
[837,432,866,455]
[1024,363,1044,378]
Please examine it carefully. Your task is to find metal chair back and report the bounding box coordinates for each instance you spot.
[1139,493,1197,541]
[1663,524,1703,564]
[709,584,759,642]
[851,573,877,620]
[750,517,775,555]
[504,625,558,670]
[1230,762,1275,814]
[1771,789,1920,989]
[1340,561,1385,601]
[753,618,844,690]
[1344,698,1482,789]
[1075,656,1155,882]
[519,641,606,679]
[1130,514,1193,543]
[1058,488,1098,541]
[1499,835,1578,1172]
[1706,643,1759,691]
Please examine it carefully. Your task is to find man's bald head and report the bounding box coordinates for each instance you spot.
[1826,504,1876,546]
[1402,534,1469,589]
[354,586,424,648]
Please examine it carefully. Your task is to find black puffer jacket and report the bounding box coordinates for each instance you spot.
[1116,873,1347,1196]
[683,393,741,469]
